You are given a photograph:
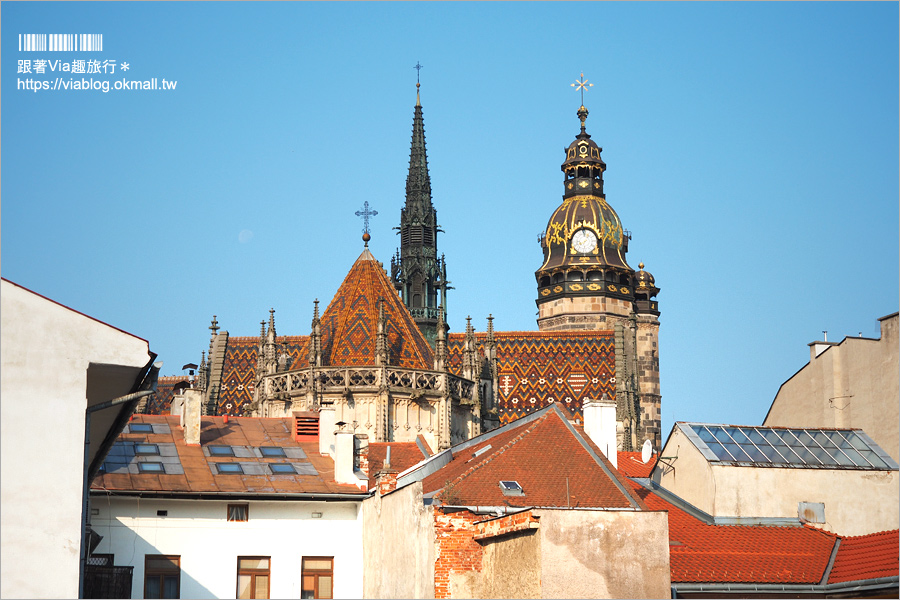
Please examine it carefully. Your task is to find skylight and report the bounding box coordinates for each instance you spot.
[129,423,153,433]
[260,447,286,457]
[682,424,897,470]
[209,445,234,456]
[216,463,243,474]
[138,462,165,474]
[269,463,296,474]
[134,444,159,455]
[499,480,524,496]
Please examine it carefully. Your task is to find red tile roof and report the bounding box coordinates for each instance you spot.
[417,403,645,510]
[616,451,657,478]
[628,479,838,584]
[367,441,430,488]
[295,249,433,370]
[447,331,615,424]
[91,415,367,496]
[828,529,899,584]
[217,335,306,416]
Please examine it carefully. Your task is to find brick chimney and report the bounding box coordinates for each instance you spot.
[583,395,617,469]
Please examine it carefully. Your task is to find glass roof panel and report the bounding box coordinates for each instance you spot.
[739,444,769,462]
[747,429,768,445]
[729,428,752,445]
[696,426,718,444]
[712,427,736,444]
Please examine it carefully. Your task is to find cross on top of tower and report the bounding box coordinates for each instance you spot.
[355,200,378,245]
[414,61,423,85]
[571,72,593,106]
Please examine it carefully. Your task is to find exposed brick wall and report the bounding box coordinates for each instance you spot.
[473,510,539,541]
[433,508,484,599]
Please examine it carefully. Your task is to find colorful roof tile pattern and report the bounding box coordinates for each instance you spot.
[418,403,644,509]
[296,249,433,370]
[218,335,306,416]
[628,479,838,584]
[145,376,190,415]
[447,331,615,424]
[828,529,899,584]
[92,415,366,496]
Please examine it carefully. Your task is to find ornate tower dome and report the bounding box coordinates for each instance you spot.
[535,104,636,330]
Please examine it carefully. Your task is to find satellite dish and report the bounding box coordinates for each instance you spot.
[641,439,653,464]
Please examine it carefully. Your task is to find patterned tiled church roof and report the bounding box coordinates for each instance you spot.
[145,375,190,414]
[218,335,307,416]
[295,248,434,370]
[448,330,615,424]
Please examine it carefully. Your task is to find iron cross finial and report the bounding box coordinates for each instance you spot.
[414,61,423,85]
[571,72,593,106]
[355,200,378,235]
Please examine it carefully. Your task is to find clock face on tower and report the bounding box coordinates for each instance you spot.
[571,229,597,254]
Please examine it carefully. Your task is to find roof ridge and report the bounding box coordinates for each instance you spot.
[436,412,549,502]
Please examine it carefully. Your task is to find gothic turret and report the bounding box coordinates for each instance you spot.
[391,79,450,346]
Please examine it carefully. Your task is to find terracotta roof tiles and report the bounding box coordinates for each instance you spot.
[828,529,899,584]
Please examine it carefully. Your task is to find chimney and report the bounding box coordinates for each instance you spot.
[583,395,617,469]
[318,405,336,457]
[375,445,399,494]
[333,430,368,490]
[182,388,203,445]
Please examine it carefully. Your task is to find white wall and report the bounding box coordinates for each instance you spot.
[1,280,151,599]
[91,496,364,599]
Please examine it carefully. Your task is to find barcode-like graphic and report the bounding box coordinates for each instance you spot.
[19,34,103,52]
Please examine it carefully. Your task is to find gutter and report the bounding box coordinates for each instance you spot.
[91,489,371,502]
[432,504,641,515]
[672,576,899,596]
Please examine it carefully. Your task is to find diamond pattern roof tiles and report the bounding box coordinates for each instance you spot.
[447,330,614,423]
[296,249,433,370]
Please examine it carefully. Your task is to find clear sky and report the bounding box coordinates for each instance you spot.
[3,2,897,440]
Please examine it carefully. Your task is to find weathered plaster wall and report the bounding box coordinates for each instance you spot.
[1,280,151,599]
[536,509,671,599]
[711,463,899,536]
[764,314,899,462]
[654,427,716,513]
[479,529,541,599]
[361,482,435,599]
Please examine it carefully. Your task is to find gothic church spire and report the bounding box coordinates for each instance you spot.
[392,72,450,346]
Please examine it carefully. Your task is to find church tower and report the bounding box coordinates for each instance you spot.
[534,95,662,450]
[391,78,449,346]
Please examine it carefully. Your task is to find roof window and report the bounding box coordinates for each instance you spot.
[129,423,153,433]
[499,480,524,496]
[260,447,286,458]
[138,462,165,474]
[135,443,160,455]
[683,424,897,470]
[209,445,234,457]
[216,463,244,474]
[269,463,296,474]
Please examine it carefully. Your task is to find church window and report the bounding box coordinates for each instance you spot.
[539,276,550,287]
[301,557,333,599]
[552,273,564,284]
[144,554,180,599]
[228,504,249,522]
[587,271,602,281]
[237,556,270,599]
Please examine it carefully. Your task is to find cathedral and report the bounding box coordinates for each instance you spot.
[144,77,662,452]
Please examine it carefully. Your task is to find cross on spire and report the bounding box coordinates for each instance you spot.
[355,200,378,235]
[571,72,593,106]
[414,61,423,84]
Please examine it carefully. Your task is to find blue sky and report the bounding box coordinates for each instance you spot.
[3,2,897,439]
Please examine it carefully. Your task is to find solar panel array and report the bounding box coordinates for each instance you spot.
[683,424,896,470]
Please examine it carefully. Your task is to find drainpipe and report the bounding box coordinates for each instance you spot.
[79,359,160,598]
